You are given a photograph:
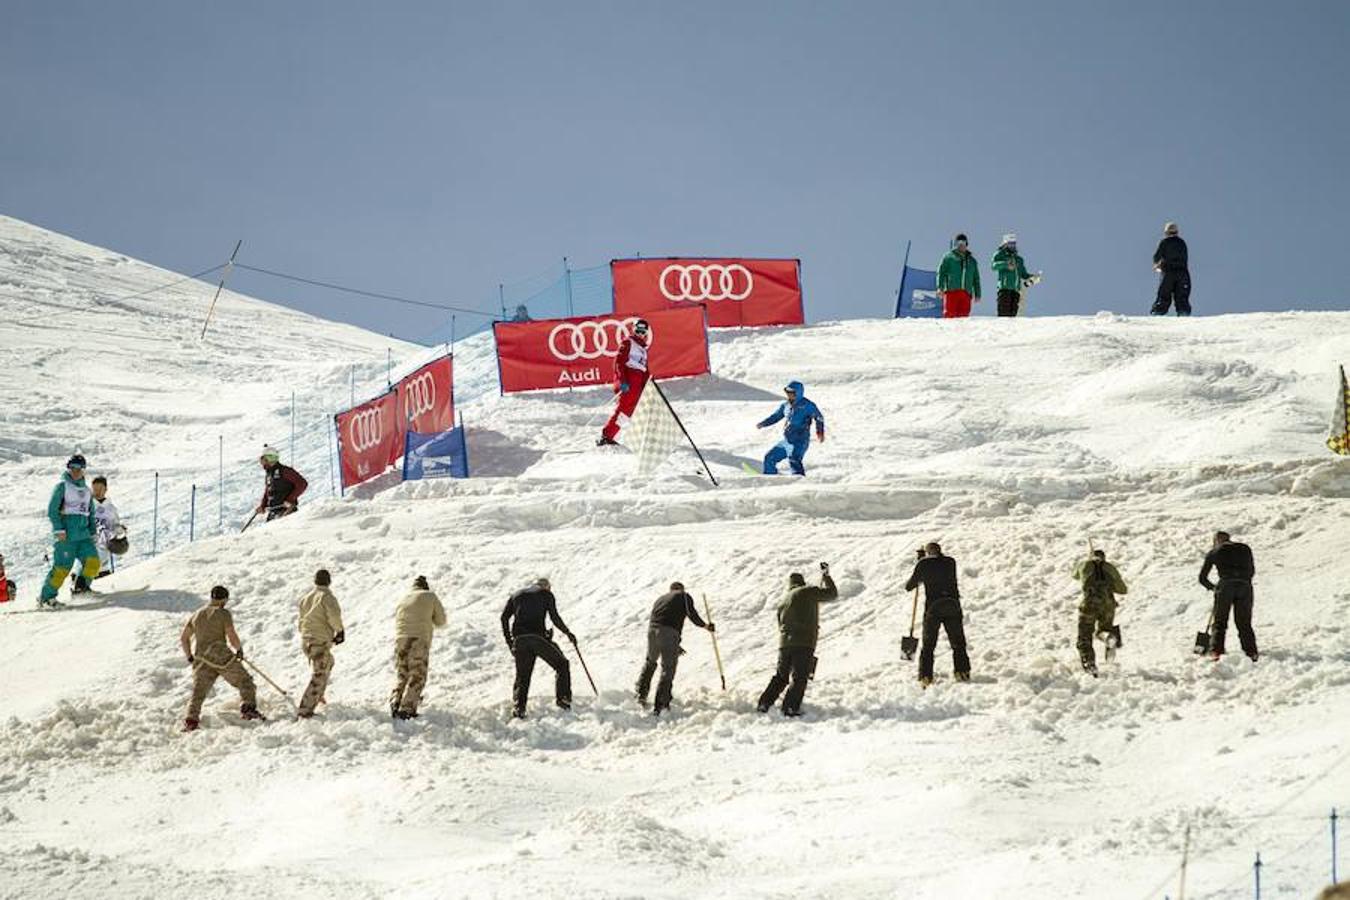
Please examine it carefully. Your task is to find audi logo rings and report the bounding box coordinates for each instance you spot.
[659,264,753,302]
[348,408,384,452]
[403,371,437,420]
[548,318,649,361]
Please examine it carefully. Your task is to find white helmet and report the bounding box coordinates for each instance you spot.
[1001,233,1018,246]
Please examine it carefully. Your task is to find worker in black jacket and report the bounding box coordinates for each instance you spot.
[635,582,715,715]
[1150,222,1192,316]
[501,578,575,718]
[905,543,971,686]
[1199,532,1258,661]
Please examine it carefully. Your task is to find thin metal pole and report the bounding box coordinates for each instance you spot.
[1178,824,1191,900]
[1253,852,1261,900]
[350,365,355,408]
[1333,808,1340,885]
[326,411,336,496]
[386,348,392,388]
[189,484,197,542]
[563,256,574,317]
[151,472,159,557]
[894,239,913,316]
[290,391,296,462]
[450,315,456,352]
[498,283,506,319]
[199,239,242,340]
[218,435,224,531]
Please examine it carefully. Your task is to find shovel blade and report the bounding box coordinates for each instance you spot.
[1193,631,1211,655]
[901,636,919,661]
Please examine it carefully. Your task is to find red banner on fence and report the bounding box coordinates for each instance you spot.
[493,306,710,394]
[395,354,455,434]
[335,390,401,489]
[611,258,804,328]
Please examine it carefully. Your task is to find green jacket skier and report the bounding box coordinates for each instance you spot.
[40,454,102,607]
[1073,551,1128,673]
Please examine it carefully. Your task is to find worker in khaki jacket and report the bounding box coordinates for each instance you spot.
[390,575,447,720]
[181,585,263,731]
[296,568,345,718]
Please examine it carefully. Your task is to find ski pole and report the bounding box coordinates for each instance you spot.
[241,657,299,712]
[703,594,726,690]
[568,637,599,696]
[240,511,259,533]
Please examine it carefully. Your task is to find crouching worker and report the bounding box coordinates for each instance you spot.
[181,585,262,731]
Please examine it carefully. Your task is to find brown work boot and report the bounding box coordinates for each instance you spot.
[182,718,200,732]
[240,704,266,721]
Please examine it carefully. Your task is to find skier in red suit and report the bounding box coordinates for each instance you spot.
[598,319,651,446]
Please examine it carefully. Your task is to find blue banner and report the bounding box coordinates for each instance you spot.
[895,266,942,318]
[403,426,469,480]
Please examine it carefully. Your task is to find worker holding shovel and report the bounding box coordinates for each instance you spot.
[634,581,716,716]
[905,543,971,688]
[1072,549,1128,676]
[180,585,265,731]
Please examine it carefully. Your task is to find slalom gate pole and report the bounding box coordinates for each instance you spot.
[199,240,242,340]
[703,594,726,690]
[241,657,299,712]
[189,484,196,542]
[218,435,224,532]
[650,379,718,486]
[569,638,599,696]
[151,472,159,556]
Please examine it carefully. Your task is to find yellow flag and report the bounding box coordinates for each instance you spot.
[1329,365,1350,456]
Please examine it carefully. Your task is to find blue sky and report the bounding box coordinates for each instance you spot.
[3,1,1347,339]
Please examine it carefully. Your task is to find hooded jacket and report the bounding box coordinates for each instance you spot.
[758,381,826,445]
[298,586,345,645]
[776,573,839,648]
[937,248,981,297]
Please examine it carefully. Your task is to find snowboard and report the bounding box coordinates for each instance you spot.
[1016,272,1043,317]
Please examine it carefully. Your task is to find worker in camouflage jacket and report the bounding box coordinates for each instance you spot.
[1072,550,1128,674]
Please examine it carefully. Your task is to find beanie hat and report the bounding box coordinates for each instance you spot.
[260,445,280,462]
[413,575,429,590]
[67,453,88,469]
[1001,233,1018,246]
[210,585,229,601]
[1164,221,1179,235]
[315,569,331,587]
[953,233,969,245]
[788,572,806,587]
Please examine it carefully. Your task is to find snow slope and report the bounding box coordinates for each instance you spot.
[2,217,1349,900]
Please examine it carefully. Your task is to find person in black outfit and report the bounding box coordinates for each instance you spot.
[1151,221,1191,316]
[1199,532,1258,661]
[905,543,971,686]
[501,577,575,717]
[635,582,715,715]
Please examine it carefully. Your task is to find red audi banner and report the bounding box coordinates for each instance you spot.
[395,354,455,434]
[611,257,804,328]
[493,306,710,394]
[335,390,402,489]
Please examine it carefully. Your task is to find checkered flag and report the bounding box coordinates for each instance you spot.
[1329,365,1350,456]
[627,381,683,476]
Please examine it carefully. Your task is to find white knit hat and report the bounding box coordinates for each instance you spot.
[1164,221,1179,235]
[1001,233,1018,246]
[260,444,280,461]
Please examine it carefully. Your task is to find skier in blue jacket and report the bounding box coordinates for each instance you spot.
[40,454,101,607]
[757,380,826,475]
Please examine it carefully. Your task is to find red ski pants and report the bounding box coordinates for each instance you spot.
[602,373,649,440]
[942,290,973,318]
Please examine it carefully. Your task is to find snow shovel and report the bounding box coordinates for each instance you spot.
[568,635,599,697]
[901,588,920,660]
[1193,611,1215,655]
[702,594,727,690]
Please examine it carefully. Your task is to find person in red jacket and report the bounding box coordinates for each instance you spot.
[597,319,651,446]
[256,445,308,521]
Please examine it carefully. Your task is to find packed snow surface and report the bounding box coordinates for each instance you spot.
[1,215,1348,899]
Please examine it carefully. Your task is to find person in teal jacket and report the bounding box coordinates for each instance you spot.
[992,233,1032,317]
[39,454,101,607]
[936,233,981,318]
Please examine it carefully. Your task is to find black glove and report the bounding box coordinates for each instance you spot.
[819,562,829,573]
[234,648,245,661]
[333,630,345,645]
[505,636,515,652]
[706,622,716,633]
[566,632,578,645]
[185,654,194,665]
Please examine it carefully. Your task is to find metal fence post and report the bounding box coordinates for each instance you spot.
[151,472,159,557]
[189,484,197,542]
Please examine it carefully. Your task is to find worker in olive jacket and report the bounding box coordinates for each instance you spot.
[756,563,839,717]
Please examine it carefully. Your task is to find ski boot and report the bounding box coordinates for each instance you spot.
[182,718,200,733]
[240,704,266,721]
[36,596,65,610]
[596,436,619,447]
